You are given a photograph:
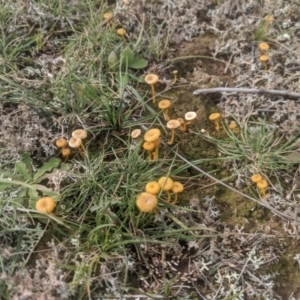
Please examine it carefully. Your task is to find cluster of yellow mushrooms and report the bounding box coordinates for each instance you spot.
[258,15,274,70]
[251,174,268,198]
[136,176,184,213]
[55,129,87,161]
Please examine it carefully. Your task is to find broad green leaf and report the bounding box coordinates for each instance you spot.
[120,47,134,68]
[22,152,33,177]
[115,73,129,86]
[0,182,13,191]
[28,187,39,201]
[129,57,148,69]
[33,158,61,181]
[15,161,32,181]
[107,50,119,71]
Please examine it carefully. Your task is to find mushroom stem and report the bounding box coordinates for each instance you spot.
[164,109,170,121]
[172,71,178,85]
[180,122,187,132]
[150,84,156,103]
[166,190,171,202]
[168,129,176,145]
[153,140,160,160]
[259,188,266,198]
[171,193,178,204]
[214,121,220,131]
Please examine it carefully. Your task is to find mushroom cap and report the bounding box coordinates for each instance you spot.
[131,129,142,139]
[260,55,269,62]
[265,15,274,22]
[72,129,87,139]
[257,179,268,189]
[185,111,197,121]
[62,148,71,157]
[136,192,158,212]
[172,70,178,74]
[36,197,56,214]
[144,128,161,142]
[145,181,161,195]
[167,119,180,129]
[158,176,174,191]
[103,12,113,20]
[158,99,171,110]
[177,118,184,125]
[229,120,238,129]
[144,74,159,85]
[69,137,82,148]
[117,28,126,36]
[209,113,221,121]
[259,42,270,51]
[251,174,263,183]
[143,141,156,151]
[171,182,184,194]
[55,138,67,148]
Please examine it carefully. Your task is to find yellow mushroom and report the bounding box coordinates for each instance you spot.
[177,118,185,131]
[145,181,161,195]
[72,129,87,151]
[171,181,184,204]
[62,147,71,162]
[209,113,221,131]
[143,141,156,160]
[158,99,172,121]
[103,12,113,26]
[145,74,159,103]
[264,15,274,31]
[260,55,269,70]
[184,111,197,131]
[258,42,270,55]
[158,176,174,202]
[117,28,126,37]
[136,192,158,213]
[131,129,142,139]
[69,137,84,157]
[144,128,161,160]
[251,174,263,184]
[55,138,67,149]
[167,119,181,145]
[257,179,268,198]
[36,197,56,214]
[228,121,239,133]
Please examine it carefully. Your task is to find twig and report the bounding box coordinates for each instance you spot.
[193,87,300,99]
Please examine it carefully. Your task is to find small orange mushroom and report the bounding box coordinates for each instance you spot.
[260,55,269,70]
[145,74,159,103]
[158,99,172,121]
[144,128,161,160]
[55,138,67,149]
[171,181,184,204]
[136,192,158,212]
[257,179,268,198]
[158,176,174,202]
[36,197,56,214]
[145,181,161,195]
[209,113,221,131]
[167,119,181,145]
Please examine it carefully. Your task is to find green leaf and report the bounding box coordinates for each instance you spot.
[15,161,32,181]
[22,152,33,177]
[33,158,61,181]
[129,57,148,69]
[28,187,39,201]
[107,50,119,71]
[120,47,134,68]
[115,73,129,86]
[0,182,13,191]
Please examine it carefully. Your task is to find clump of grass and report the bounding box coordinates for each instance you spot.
[198,118,300,184]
